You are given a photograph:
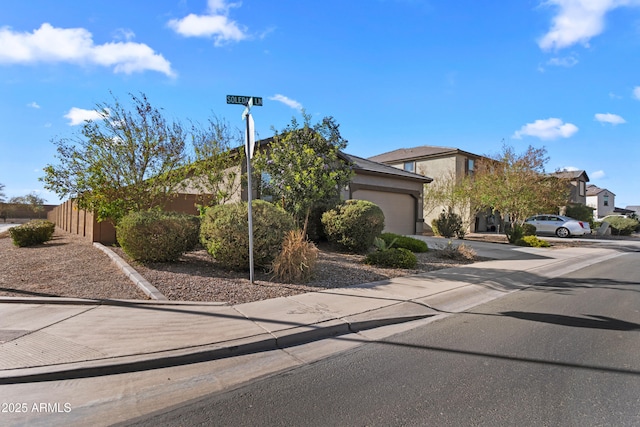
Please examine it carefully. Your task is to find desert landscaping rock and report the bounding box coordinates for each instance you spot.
[1,229,474,305]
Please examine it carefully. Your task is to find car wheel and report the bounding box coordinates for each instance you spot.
[556,227,570,238]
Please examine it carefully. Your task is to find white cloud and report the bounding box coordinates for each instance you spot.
[538,0,640,51]
[269,94,303,110]
[113,28,135,41]
[0,23,175,77]
[633,86,640,99]
[512,118,579,140]
[595,112,626,124]
[168,0,247,46]
[591,169,606,179]
[561,166,580,171]
[64,107,105,126]
[27,101,40,109]
[546,55,579,67]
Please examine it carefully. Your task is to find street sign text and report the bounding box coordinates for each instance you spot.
[226,95,263,106]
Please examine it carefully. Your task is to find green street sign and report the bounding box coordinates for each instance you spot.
[226,95,263,106]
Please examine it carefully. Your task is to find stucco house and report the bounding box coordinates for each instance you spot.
[626,205,640,217]
[242,137,433,236]
[586,184,615,219]
[550,170,590,205]
[368,145,490,232]
[49,137,434,243]
[339,153,432,235]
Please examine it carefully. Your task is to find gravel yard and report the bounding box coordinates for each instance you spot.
[1,228,477,305]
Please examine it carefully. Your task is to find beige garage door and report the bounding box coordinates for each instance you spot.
[352,190,415,235]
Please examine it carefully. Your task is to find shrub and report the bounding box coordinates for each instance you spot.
[117,210,200,262]
[9,220,55,247]
[305,197,341,242]
[565,203,595,223]
[432,208,463,238]
[272,229,319,283]
[200,200,295,271]
[364,248,417,269]
[606,217,639,236]
[515,235,550,247]
[504,222,525,244]
[436,241,477,260]
[522,223,537,236]
[380,232,428,253]
[321,200,385,253]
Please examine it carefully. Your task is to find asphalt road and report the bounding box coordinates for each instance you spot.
[127,251,640,427]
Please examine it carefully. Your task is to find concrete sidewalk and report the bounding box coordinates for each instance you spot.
[0,240,626,384]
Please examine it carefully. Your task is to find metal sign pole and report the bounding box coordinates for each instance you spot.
[245,105,255,284]
[227,95,261,284]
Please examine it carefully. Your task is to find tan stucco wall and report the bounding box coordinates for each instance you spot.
[587,192,615,219]
[178,164,243,205]
[393,155,476,232]
[341,172,426,235]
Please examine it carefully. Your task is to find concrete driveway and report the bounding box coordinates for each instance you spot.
[0,223,19,234]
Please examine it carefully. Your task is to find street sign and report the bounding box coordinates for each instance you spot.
[226,95,263,106]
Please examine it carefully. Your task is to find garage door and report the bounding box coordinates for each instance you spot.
[351,190,415,235]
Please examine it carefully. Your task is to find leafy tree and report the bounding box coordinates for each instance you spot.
[0,182,5,202]
[254,113,353,228]
[8,192,47,218]
[472,144,569,235]
[422,170,475,233]
[180,115,244,208]
[41,92,188,224]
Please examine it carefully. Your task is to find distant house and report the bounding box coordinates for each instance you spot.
[369,145,491,232]
[550,170,590,205]
[626,205,640,217]
[586,185,615,219]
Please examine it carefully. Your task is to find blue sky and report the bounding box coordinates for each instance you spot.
[1,0,639,207]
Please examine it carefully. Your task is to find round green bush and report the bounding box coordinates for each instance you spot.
[321,200,385,253]
[431,208,463,238]
[380,232,429,253]
[605,217,639,236]
[364,248,417,269]
[200,200,295,271]
[117,210,200,262]
[9,220,55,247]
[521,223,537,236]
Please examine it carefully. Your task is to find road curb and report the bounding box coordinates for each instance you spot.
[93,243,168,301]
[0,307,435,384]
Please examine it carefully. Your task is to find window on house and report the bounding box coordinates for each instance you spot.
[403,161,415,173]
[466,158,475,176]
[603,194,609,206]
[259,172,274,202]
[579,181,585,197]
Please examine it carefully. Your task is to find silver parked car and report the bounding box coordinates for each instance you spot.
[525,215,591,238]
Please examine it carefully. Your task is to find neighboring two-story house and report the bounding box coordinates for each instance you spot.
[550,170,590,206]
[369,145,489,233]
[586,184,615,219]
